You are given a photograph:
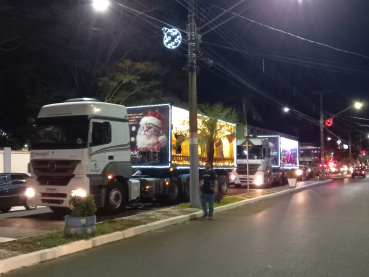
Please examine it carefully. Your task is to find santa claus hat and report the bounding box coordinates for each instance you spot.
[140,111,165,133]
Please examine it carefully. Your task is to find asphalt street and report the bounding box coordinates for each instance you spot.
[4,176,369,277]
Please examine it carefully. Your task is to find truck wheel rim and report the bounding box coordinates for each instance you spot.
[109,189,122,208]
[169,184,178,199]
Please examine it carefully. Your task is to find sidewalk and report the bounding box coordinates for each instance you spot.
[0,179,331,274]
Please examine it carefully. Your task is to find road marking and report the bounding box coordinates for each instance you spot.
[0,237,16,243]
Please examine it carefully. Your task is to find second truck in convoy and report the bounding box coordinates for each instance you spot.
[233,135,299,187]
[25,99,237,214]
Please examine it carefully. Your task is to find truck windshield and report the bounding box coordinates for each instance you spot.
[31,116,89,150]
[237,145,263,159]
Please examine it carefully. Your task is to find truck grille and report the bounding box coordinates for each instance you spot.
[37,177,72,186]
[41,199,64,204]
[31,160,80,177]
[236,164,260,176]
[41,193,67,198]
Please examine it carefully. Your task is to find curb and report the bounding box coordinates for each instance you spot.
[0,180,331,274]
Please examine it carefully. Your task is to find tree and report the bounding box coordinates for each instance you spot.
[0,129,22,150]
[197,103,244,166]
[98,60,180,106]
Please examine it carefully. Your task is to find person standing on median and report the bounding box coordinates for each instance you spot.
[199,161,218,220]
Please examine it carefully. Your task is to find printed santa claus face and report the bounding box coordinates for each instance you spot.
[136,112,167,149]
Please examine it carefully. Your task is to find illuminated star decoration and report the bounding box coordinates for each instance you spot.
[162,27,182,49]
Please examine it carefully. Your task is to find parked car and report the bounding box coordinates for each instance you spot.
[0,173,37,213]
[352,167,366,179]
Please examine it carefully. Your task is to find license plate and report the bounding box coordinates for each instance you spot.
[45,188,57,193]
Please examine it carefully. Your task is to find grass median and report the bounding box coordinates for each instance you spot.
[179,196,242,208]
[0,219,145,255]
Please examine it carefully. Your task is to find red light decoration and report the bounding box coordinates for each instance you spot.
[325,118,333,127]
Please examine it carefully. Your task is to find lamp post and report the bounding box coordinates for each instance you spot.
[188,0,200,208]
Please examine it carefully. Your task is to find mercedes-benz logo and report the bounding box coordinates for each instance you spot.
[48,161,57,172]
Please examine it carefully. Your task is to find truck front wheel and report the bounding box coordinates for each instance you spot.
[104,181,127,215]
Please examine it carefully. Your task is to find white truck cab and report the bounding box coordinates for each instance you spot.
[26,98,137,214]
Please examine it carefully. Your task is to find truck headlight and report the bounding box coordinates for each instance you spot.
[230,175,236,181]
[255,175,262,186]
[70,189,87,197]
[296,169,302,176]
[25,188,35,198]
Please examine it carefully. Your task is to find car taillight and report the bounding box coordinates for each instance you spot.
[362,171,365,174]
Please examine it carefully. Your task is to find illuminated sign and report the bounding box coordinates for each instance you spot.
[163,28,182,49]
[343,144,348,150]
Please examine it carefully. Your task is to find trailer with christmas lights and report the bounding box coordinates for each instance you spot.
[25,100,236,215]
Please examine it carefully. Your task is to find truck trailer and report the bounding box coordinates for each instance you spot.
[25,99,236,214]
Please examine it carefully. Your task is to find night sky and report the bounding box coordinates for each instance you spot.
[0,0,368,156]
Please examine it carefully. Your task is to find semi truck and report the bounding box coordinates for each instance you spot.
[234,135,299,187]
[25,99,237,214]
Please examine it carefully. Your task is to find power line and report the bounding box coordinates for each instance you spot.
[208,4,369,60]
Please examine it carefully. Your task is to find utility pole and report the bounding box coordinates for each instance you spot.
[188,0,200,208]
[349,131,352,162]
[242,100,250,193]
[312,90,331,180]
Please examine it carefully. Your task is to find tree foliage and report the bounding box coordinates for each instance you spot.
[98,60,171,105]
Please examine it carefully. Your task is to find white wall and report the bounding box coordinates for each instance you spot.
[0,150,30,174]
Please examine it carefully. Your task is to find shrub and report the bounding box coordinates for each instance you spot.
[69,194,97,217]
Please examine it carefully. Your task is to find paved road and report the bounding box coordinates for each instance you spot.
[5,176,369,276]
[0,173,346,241]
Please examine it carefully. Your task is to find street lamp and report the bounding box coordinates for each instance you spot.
[355,102,363,109]
[327,137,331,141]
[284,107,290,112]
[93,0,109,11]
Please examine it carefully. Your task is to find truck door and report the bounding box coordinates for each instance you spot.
[89,120,113,174]
[8,174,27,206]
[0,174,10,207]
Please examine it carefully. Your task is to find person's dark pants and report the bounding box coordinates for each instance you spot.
[200,193,215,216]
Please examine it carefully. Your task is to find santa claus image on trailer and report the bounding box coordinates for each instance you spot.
[134,111,167,151]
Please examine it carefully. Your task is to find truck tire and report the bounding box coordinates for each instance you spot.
[182,176,190,202]
[218,175,228,195]
[49,207,70,217]
[104,181,127,215]
[24,204,37,210]
[0,207,11,213]
[165,180,182,205]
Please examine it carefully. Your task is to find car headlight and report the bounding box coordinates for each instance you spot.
[255,175,263,186]
[25,188,35,198]
[230,175,236,181]
[70,189,87,197]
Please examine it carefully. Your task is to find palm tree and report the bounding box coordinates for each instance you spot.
[197,103,243,165]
